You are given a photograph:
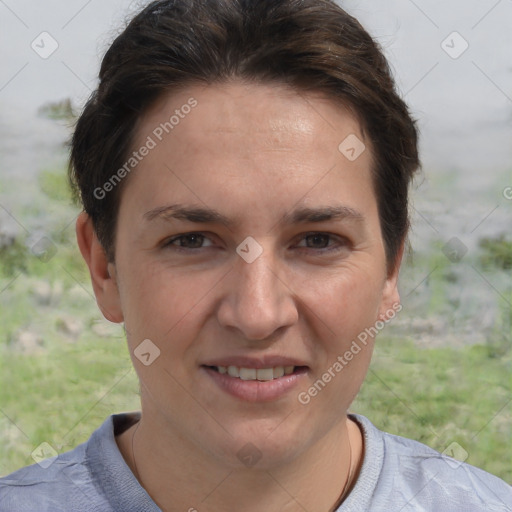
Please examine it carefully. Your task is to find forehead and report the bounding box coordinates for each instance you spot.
[137,81,367,161]
[123,81,376,223]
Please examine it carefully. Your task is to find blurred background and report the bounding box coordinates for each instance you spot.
[1,0,511,484]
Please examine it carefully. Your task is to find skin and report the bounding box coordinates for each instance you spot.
[77,81,403,512]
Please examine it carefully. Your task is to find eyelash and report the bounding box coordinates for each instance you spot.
[162,232,349,254]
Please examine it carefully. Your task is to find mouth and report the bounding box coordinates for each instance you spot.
[204,365,308,381]
[201,364,309,402]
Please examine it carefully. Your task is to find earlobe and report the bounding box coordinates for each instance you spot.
[76,212,124,323]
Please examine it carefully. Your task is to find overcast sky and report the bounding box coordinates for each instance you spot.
[0,0,511,174]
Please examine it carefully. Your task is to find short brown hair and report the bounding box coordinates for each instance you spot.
[69,0,420,271]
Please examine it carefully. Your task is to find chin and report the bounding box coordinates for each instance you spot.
[213,421,313,470]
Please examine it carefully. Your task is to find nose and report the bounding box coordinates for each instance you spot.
[217,247,299,341]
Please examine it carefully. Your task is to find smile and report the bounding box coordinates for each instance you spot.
[212,365,296,380]
[202,365,309,402]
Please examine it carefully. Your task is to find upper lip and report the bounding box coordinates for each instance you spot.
[202,356,309,369]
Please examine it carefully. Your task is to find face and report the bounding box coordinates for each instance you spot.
[98,81,401,468]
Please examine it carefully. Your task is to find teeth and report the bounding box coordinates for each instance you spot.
[239,368,257,380]
[257,368,274,381]
[284,365,294,375]
[227,365,239,378]
[273,366,284,378]
[215,365,296,381]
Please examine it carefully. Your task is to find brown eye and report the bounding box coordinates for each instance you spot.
[295,233,350,254]
[305,234,331,249]
[165,233,213,250]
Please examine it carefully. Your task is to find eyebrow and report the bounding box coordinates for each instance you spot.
[143,204,235,227]
[282,205,364,225]
[143,204,365,227]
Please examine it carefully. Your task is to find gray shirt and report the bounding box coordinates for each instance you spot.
[1,412,511,511]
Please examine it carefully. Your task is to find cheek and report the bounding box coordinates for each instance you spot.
[298,263,384,338]
[297,269,379,412]
[118,259,214,346]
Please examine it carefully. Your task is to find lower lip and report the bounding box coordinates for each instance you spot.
[202,366,308,402]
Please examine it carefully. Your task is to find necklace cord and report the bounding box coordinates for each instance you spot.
[130,421,355,509]
[131,421,142,483]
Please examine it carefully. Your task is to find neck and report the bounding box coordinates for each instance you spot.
[116,413,363,512]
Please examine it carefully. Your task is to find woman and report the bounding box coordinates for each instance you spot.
[1,0,510,510]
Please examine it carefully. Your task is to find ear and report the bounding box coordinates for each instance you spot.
[377,241,405,321]
[76,212,124,323]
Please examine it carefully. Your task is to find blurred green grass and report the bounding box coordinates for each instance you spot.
[1,163,511,483]
[1,317,510,481]
[353,338,511,482]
